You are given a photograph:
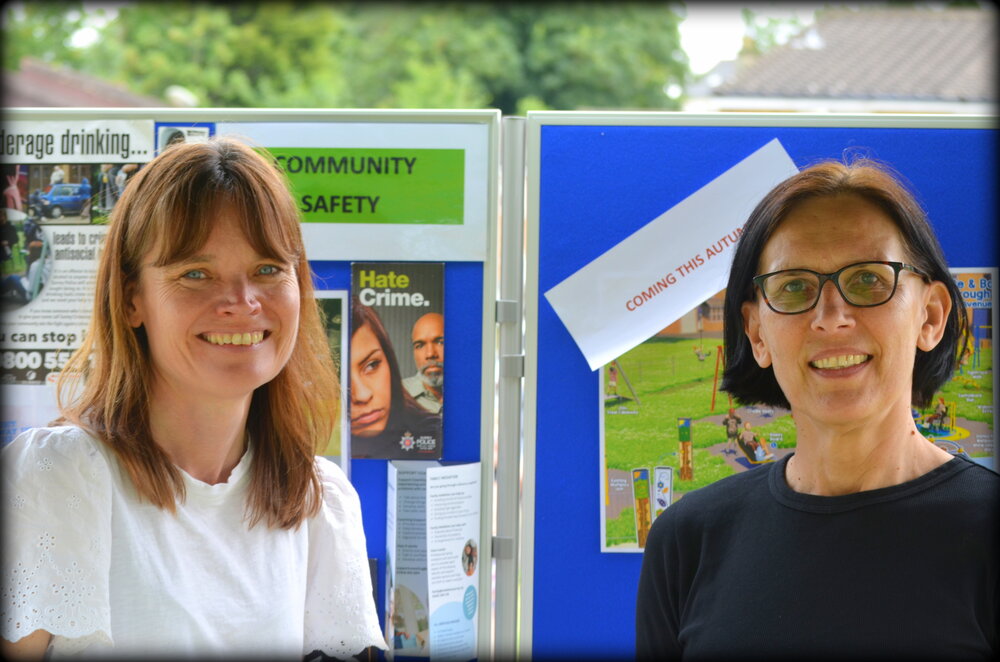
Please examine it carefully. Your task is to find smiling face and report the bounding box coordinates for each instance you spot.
[350,323,392,437]
[411,312,443,388]
[127,209,300,406]
[741,194,949,431]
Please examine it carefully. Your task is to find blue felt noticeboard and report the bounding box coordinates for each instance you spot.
[525,116,996,658]
[309,260,484,626]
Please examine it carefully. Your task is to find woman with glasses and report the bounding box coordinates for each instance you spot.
[636,159,998,659]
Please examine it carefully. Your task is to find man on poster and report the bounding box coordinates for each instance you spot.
[403,312,444,414]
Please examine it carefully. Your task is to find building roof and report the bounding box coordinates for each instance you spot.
[3,57,164,107]
[717,7,995,101]
[689,7,995,113]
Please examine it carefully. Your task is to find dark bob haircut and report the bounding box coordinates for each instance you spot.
[720,158,968,410]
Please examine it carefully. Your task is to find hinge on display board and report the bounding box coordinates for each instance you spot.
[492,536,514,560]
[499,354,524,379]
[495,299,520,324]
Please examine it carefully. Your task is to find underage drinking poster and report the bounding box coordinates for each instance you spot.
[2,119,154,443]
[350,262,444,459]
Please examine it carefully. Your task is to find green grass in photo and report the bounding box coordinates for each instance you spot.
[604,335,995,538]
[606,507,637,548]
[604,336,785,498]
[935,346,993,426]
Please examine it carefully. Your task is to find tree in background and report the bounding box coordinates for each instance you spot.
[516,4,687,112]
[2,1,89,70]
[2,1,688,112]
[85,2,353,108]
[338,3,522,110]
[738,6,806,58]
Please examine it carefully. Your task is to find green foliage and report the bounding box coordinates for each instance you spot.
[3,2,688,111]
[82,2,351,107]
[518,3,688,111]
[341,3,524,109]
[2,1,88,70]
[738,6,805,58]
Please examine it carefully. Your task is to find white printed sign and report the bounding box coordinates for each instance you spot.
[544,139,799,371]
[215,121,490,261]
[426,462,480,661]
[386,460,481,660]
[1,120,155,163]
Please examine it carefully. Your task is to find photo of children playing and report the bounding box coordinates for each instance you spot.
[603,285,994,550]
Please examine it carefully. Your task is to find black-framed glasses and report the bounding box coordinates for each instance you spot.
[752,261,928,315]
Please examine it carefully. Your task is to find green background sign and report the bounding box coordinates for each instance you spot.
[266,147,464,224]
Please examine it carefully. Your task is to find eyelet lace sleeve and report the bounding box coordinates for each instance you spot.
[2,427,114,652]
[304,458,387,658]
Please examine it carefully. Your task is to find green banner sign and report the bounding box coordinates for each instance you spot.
[265,147,465,225]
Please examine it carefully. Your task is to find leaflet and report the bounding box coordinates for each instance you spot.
[386,461,481,660]
[386,461,432,657]
[350,262,444,459]
[426,462,481,660]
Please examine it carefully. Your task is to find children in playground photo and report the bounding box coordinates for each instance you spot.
[602,267,995,551]
[634,158,997,659]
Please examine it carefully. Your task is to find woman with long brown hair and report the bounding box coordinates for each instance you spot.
[2,138,385,659]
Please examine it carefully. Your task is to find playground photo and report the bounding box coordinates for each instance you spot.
[916,269,995,465]
[601,279,994,551]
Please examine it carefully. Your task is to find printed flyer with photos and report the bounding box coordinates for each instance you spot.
[600,272,996,551]
[385,461,481,660]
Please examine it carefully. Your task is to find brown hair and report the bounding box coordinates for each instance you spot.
[350,297,432,426]
[57,137,338,529]
[721,158,967,409]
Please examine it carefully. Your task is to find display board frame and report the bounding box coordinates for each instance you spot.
[2,107,502,660]
[6,107,995,659]
[522,111,996,658]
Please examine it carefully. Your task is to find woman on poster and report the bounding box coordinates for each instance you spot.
[636,159,998,659]
[350,298,442,459]
[1,138,385,660]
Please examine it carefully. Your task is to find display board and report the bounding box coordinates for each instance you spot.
[522,113,996,658]
[5,108,995,659]
[1,108,500,659]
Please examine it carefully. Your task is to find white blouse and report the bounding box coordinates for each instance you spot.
[1,426,386,659]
